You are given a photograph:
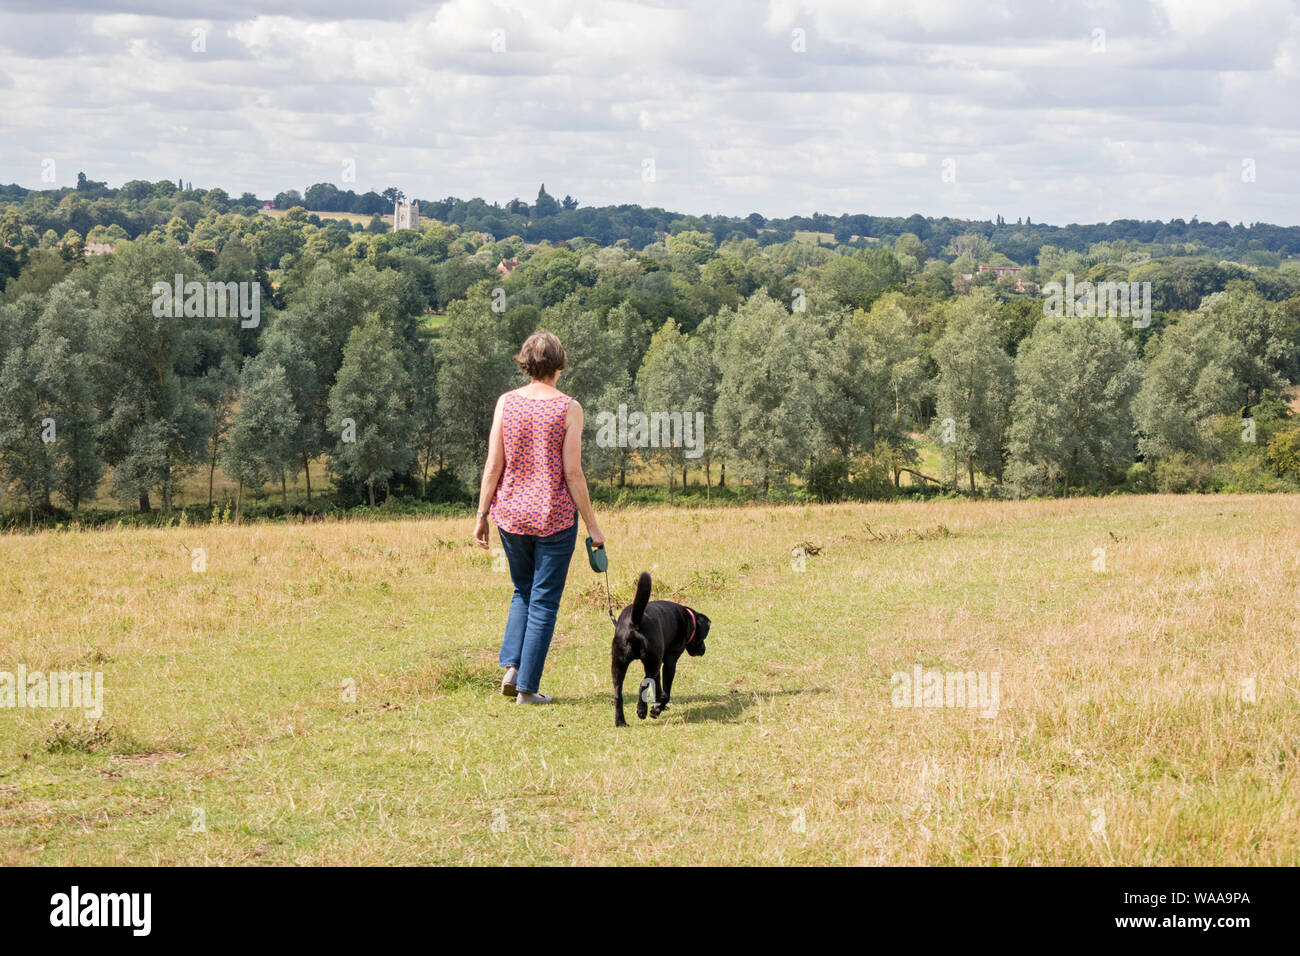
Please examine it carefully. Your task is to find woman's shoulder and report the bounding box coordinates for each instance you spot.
[507,387,572,402]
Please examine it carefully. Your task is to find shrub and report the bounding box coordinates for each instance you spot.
[1153,451,1210,493]
[1124,462,1156,493]
[1209,458,1297,493]
[1267,423,1300,480]
[422,467,471,504]
[808,455,851,502]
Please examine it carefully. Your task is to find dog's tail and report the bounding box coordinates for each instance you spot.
[631,571,651,627]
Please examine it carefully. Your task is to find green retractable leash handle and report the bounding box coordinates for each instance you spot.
[586,537,617,624]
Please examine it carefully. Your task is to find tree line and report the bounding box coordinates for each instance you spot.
[5,176,1300,275]
[1,187,1298,524]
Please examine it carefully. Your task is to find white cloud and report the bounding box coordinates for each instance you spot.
[0,0,1296,224]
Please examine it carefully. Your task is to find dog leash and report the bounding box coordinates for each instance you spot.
[586,537,617,624]
[602,571,616,624]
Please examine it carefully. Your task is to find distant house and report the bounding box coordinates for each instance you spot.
[261,201,275,210]
[977,263,1022,278]
[496,257,519,276]
[1015,278,1039,293]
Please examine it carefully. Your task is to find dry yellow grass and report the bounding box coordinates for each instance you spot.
[258,208,385,228]
[0,494,1297,865]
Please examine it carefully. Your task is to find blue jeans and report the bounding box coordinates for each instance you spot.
[497,521,577,694]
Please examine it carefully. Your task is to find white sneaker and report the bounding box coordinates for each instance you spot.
[500,667,518,697]
[516,691,553,705]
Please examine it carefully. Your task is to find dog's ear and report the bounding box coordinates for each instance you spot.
[696,613,711,639]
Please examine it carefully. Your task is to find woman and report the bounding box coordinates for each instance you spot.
[473,331,606,704]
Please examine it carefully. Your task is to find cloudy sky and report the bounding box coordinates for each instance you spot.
[1,0,1298,226]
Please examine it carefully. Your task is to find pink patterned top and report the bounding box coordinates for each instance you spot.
[489,392,577,536]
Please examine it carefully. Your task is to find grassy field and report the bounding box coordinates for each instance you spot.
[259,208,383,228]
[1,494,1297,865]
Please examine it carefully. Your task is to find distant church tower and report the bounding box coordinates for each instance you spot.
[394,198,419,231]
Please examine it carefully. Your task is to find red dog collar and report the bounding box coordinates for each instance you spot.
[685,607,697,645]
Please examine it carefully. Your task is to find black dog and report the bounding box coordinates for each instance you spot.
[611,572,711,727]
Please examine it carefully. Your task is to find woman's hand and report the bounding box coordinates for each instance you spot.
[473,514,490,549]
[587,524,606,549]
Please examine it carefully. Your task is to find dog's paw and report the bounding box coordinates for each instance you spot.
[637,678,655,719]
[615,716,628,728]
[649,706,661,718]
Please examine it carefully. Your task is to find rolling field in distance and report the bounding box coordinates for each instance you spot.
[1,493,1297,865]
[258,208,383,228]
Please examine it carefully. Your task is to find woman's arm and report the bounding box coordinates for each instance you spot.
[473,395,507,549]
[562,400,604,547]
